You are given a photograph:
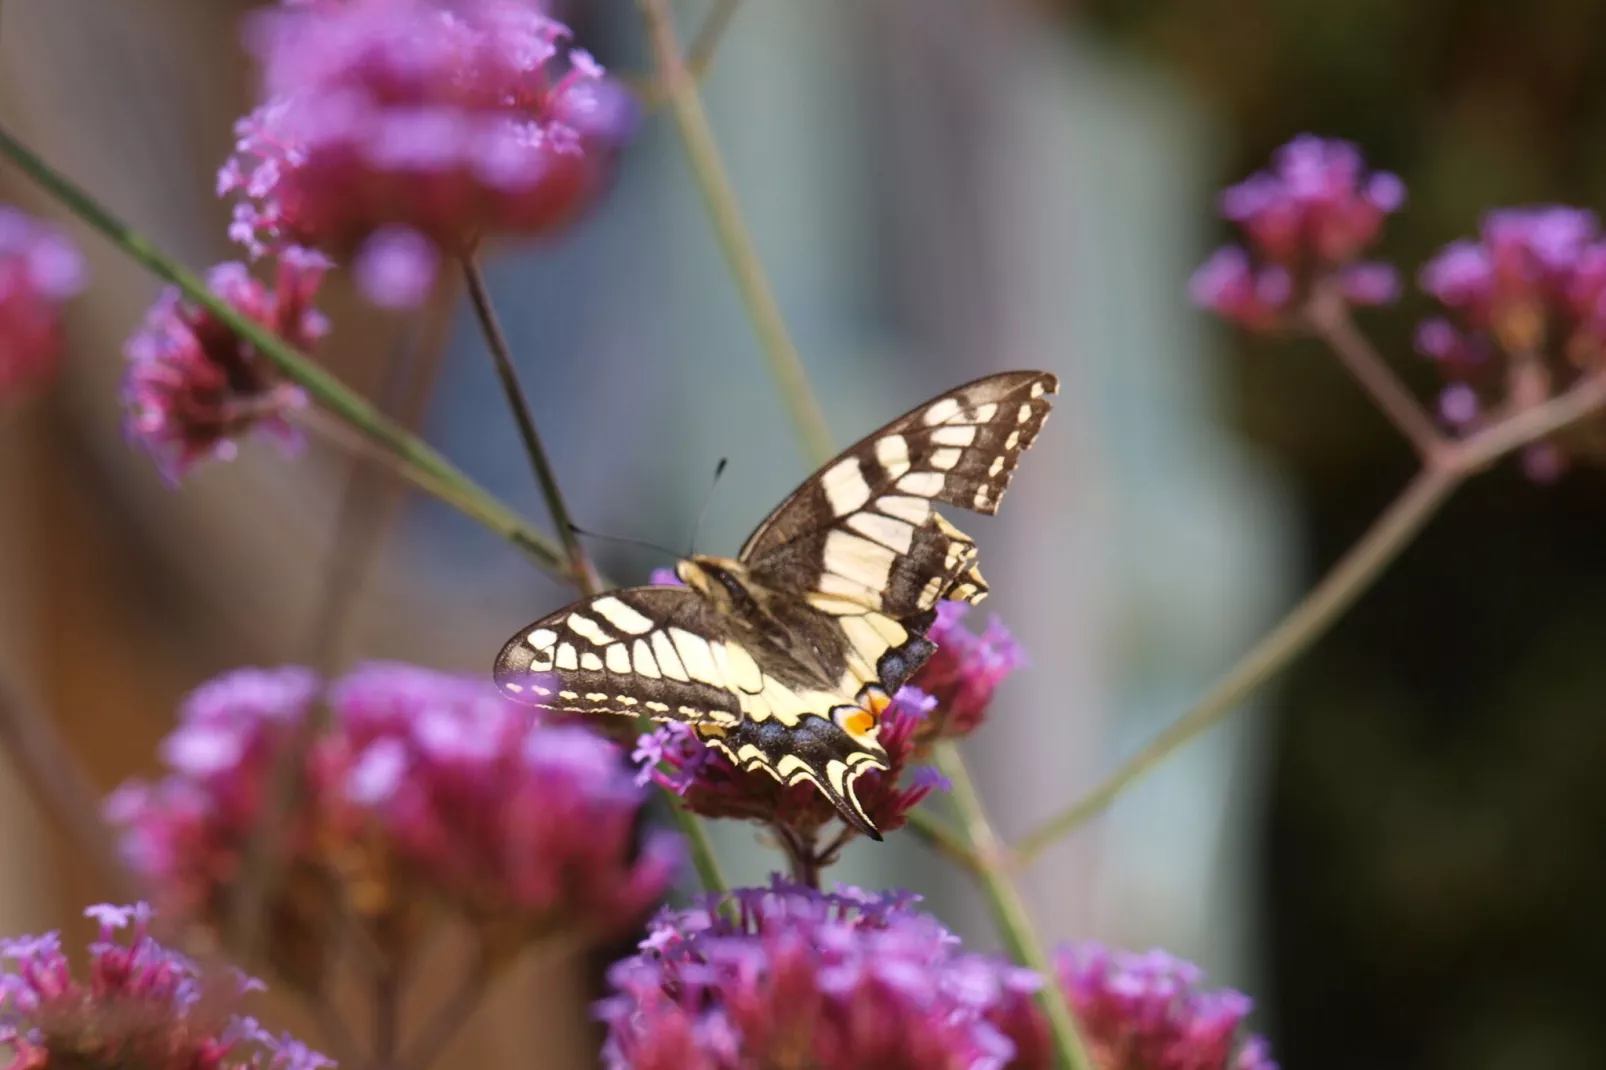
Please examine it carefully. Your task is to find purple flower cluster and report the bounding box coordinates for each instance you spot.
[1191,135,1404,330]
[1050,945,1276,1070]
[633,571,1022,849]
[912,601,1028,742]
[106,662,677,986]
[598,883,1277,1070]
[1416,206,1606,474]
[0,206,85,401]
[219,0,632,307]
[598,880,1041,1070]
[0,903,327,1070]
[120,251,327,483]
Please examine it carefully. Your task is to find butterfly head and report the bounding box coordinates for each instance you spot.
[674,555,757,614]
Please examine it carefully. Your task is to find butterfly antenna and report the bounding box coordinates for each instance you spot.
[687,457,729,557]
[567,524,681,561]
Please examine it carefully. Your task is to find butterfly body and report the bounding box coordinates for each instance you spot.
[494,371,1059,839]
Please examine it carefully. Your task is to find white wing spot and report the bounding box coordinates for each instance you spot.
[930,425,977,447]
[632,639,660,679]
[875,495,929,525]
[897,471,945,498]
[1031,380,1047,398]
[566,614,613,646]
[824,529,898,592]
[559,690,579,700]
[555,644,579,671]
[1017,403,1032,423]
[592,596,655,635]
[821,457,872,517]
[847,511,915,554]
[988,455,1006,477]
[585,692,608,702]
[616,696,639,706]
[580,652,604,671]
[917,574,946,610]
[716,641,764,693]
[670,629,723,687]
[605,644,631,674]
[1005,430,1020,450]
[972,485,993,509]
[930,447,962,471]
[645,700,670,713]
[972,402,999,422]
[527,628,558,650]
[875,434,911,478]
[922,397,962,426]
[651,631,689,681]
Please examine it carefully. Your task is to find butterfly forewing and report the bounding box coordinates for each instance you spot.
[739,370,1059,620]
[492,370,1059,840]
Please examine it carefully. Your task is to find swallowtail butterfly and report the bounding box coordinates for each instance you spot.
[493,371,1058,839]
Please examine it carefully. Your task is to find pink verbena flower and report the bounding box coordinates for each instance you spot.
[220,0,632,307]
[1417,206,1606,476]
[909,600,1026,741]
[0,902,328,1070]
[597,880,1039,1070]
[1191,134,1404,330]
[0,207,85,401]
[120,250,327,483]
[107,662,676,986]
[993,943,1277,1070]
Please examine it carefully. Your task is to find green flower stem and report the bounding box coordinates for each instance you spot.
[0,124,733,898]
[903,808,980,873]
[1016,369,1606,863]
[461,255,602,595]
[638,0,836,464]
[1016,465,1458,861]
[935,743,1093,1070]
[636,5,1091,1065]
[0,123,570,580]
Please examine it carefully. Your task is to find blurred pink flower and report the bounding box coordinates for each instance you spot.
[1192,134,1403,330]
[992,944,1278,1070]
[107,662,677,984]
[1416,206,1606,474]
[0,903,328,1070]
[0,207,85,401]
[120,250,327,483]
[598,880,1037,1070]
[219,0,633,307]
[909,600,1026,741]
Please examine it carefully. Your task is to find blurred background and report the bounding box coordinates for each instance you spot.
[2,1,1605,1068]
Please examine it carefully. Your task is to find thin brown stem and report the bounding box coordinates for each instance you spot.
[395,962,488,1070]
[0,676,140,903]
[774,823,822,888]
[459,255,601,595]
[373,967,401,1070]
[1305,284,1446,462]
[934,743,1093,1070]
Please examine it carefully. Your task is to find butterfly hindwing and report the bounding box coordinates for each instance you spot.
[493,585,894,837]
